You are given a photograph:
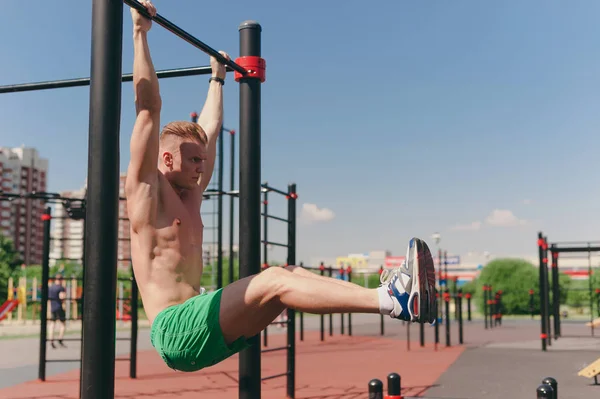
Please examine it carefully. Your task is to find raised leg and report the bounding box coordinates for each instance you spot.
[284,265,364,289]
[218,266,381,345]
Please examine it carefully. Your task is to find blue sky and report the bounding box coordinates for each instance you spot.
[1,0,600,266]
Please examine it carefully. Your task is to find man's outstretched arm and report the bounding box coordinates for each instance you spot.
[126,2,161,205]
[196,52,229,193]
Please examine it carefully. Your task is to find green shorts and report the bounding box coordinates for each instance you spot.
[150,288,251,372]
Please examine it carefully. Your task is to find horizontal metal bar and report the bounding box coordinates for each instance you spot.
[262,240,289,248]
[124,0,246,75]
[46,359,81,363]
[270,320,288,325]
[261,372,289,382]
[49,337,82,342]
[260,345,289,354]
[203,189,240,197]
[293,265,329,271]
[261,184,288,197]
[115,358,131,362]
[50,257,83,262]
[0,65,223,94]
[552,246,600,253]
[550,240,600,245]
[261,213,289,223]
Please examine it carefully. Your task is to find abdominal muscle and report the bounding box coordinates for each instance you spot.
[131,223,204,325]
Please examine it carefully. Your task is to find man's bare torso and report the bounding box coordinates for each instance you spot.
[128,173,204,324]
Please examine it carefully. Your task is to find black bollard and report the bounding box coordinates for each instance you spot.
[541,377,557,399]
[368,378,383,399]
[536,384,554,399]
[387,372,402,399]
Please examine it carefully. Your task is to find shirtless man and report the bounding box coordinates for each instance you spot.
[126,1,437,373]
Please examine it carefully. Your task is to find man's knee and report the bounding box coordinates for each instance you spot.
[259,266,291,297]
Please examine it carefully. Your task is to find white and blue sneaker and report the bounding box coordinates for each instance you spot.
[380,237,436,324]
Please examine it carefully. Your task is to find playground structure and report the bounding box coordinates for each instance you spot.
[537,232,600,386]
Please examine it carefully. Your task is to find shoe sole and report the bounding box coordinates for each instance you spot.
[406,237,436,324]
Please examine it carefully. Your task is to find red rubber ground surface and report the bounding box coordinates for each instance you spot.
[0,331,464,399]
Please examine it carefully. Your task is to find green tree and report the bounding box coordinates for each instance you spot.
[0,235,23,300]
[474,258,542,315]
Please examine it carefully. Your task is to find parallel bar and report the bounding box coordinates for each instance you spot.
[261,372,289,382]
[261,213,289,223]
[115,358,132,362]
[80,0,123,397]
[552,246,600,253]
[261,345,289,354]
[123,0,246,74]
[238,20,263,399]
[0,65,224,94]
[262,240,289,248]
[261,183,288,196]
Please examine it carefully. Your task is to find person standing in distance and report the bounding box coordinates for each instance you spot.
[48,274,67,348]
[126,0,437,373]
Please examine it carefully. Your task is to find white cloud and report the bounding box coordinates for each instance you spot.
[300,203,335,224]
[451,221,482,231]
[485,209,527,227]
[523,199,533,205]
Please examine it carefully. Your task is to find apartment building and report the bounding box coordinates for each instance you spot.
[0,146,49,265]
[49,185,86,267]
[49,174,132,270]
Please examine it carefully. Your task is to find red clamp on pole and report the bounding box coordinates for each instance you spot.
[41,214,51,221]
[234,56,266,82]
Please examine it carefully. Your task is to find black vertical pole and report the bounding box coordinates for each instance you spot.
[543,236,551,346]
[550,246,560,339]
[458,289,463,344]
[466,293,472,321]
[38,207,51,382]
[79,209,87,392]
[238,20,262,399]
[347,268,352,336]
[228,129,236,284]
[588,246,595,337]
[81,1,123,397]
[329,267,333,336]
[216,130,224,289]
[489,285,494,329]
[538,232,547,351]
[483,285,488,329]
[262,188,268,347]
[435,249,441,344]
[286,183,297,399]
[340,267,345,335]
[129,265,138,379]
[320,264,325,341]
[444,289,451,347]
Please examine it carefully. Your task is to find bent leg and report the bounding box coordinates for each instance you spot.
[219,266,380,345]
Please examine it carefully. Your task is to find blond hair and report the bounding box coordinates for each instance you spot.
[159,121,207,146]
